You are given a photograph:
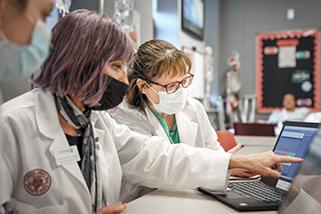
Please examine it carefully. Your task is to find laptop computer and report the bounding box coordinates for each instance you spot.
[234,122,276,136]
[279,127,321,214]
[199,121,319,211]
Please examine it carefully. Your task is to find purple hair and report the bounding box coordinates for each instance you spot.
[34,9,134,106]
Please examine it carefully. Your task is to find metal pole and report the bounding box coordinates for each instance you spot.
[98,0,104,14]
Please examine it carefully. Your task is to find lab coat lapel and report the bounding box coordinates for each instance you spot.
[145,108,169,140]
[48,133,90,196]
[176,111,198,146]
[35,90,90,196]
[92,116,105,208]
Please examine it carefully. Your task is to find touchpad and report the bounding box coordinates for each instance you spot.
[225,191,251,199]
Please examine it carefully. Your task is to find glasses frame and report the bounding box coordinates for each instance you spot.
[146,73,194,94]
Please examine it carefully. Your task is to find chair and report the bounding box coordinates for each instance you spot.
[216,131,238,152]
[234,122,275,136]
[208,95,225,130]
[239,94,256,122]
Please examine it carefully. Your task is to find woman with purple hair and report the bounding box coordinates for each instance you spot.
[0,9,302,214]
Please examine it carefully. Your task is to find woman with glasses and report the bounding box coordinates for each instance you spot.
[109,39,248,202]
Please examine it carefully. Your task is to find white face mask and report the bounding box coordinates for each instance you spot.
[148,86,188,115]
[0,19,52,80]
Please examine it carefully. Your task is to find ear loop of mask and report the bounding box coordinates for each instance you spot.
[144,81,159,105]
[145,81,160,95]
[0,30,8,41]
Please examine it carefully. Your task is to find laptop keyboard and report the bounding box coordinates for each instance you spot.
[229,181,287,203]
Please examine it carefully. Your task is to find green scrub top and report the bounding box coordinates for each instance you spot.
[151,110,180,144]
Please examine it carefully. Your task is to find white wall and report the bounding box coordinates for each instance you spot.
[135,0,154,42]
[153,0,179,46]
[204,0,220,94]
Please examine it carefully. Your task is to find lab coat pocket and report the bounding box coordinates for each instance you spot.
[6,199,69,214]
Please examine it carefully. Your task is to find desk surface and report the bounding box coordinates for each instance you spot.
[235,136,276,154]
[126,136,278,214]
[126,189,276,214]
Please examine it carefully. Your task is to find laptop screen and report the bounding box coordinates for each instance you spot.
[279,128,321,214]
[272,122,319,190]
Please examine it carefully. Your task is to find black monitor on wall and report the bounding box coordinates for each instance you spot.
[181,0,205,41]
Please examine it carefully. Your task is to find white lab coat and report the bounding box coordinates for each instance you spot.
[0,89,230,213]
[110,97,225,151]
[304,112,321,123]
[268,107,310,135]
[109,97,226,202]
[281,189,321,214]
[280,175,321,214]
[268,108,310,124]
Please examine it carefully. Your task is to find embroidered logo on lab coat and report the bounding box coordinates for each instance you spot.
[24,169,51,196]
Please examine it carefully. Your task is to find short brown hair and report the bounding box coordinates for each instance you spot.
[127,39,192,112]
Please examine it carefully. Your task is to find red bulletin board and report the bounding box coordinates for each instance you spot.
[256,29,320,113]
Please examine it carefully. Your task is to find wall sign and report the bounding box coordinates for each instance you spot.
[256,29,320,112]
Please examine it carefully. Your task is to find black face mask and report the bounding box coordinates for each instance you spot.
[91,77,128,111]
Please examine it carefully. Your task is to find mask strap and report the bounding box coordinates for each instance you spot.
[0,30,8,42]
[144,81,159,106]
[145,92,157,107]
[145,81,160,96]
[24,13,36,26]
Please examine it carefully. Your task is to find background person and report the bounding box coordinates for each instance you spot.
[0,0,52,80]
[268,93,310,124]
[268,93,310,134]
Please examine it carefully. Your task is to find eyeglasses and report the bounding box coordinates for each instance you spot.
[146,74,194,94]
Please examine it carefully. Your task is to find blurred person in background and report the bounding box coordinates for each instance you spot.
[0,0,53,80]
[268,93,310,124]
[268,93,310,135]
